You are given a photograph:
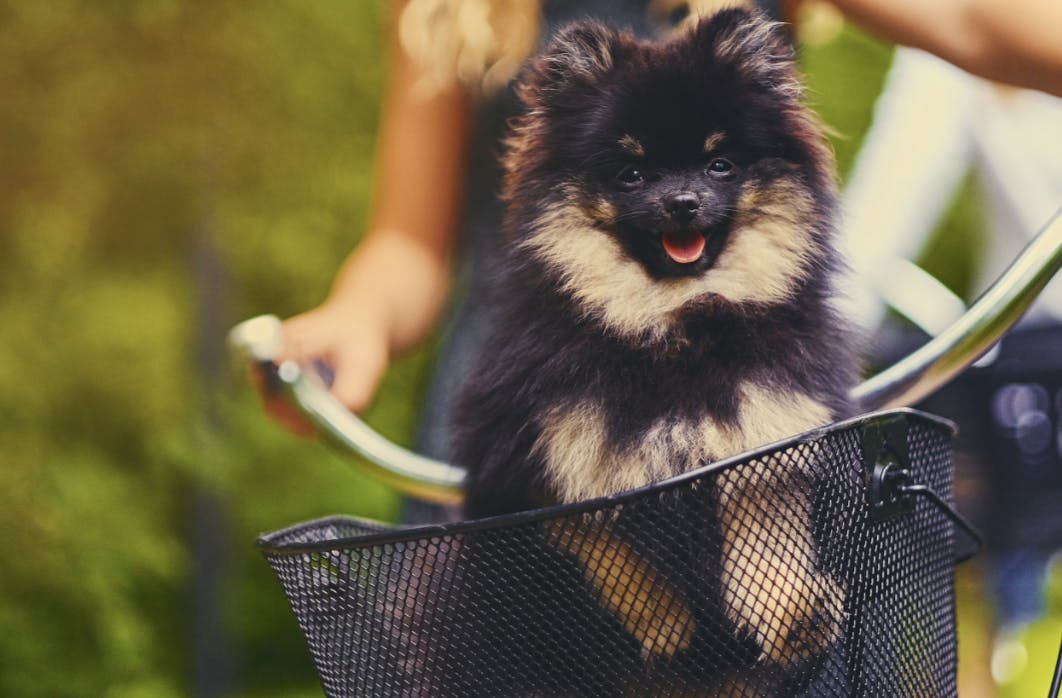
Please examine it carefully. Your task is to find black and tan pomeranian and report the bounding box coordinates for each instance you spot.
[452,7,859,678]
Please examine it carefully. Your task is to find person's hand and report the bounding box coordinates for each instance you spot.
[259,298,391,436]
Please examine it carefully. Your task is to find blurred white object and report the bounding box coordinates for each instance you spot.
[840,48,1062,334]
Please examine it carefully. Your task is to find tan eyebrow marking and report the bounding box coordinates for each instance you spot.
[703,130,726,153]
[618,134,645,157]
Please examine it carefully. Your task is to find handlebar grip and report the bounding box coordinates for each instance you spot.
[228,315,466,505]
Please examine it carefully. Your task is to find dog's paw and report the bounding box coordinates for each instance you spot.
[619,584,696,659]
[723,563,844,666]
[549,520,695,658]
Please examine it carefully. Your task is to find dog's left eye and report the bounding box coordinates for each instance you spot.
[706,158,733,175]
[615,165,645,186]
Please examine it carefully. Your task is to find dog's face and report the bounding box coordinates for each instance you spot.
[577,97,748,280]
[504,10,838,342]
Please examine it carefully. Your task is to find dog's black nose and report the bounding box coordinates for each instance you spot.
[664,192,699,222]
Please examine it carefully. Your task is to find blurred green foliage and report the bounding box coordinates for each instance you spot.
[0,2,1005,697]
[0,1,418,695]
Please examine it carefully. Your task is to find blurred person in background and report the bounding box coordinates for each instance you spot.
[839,44,1062,696]
[268,0,1062,530]
[272,0,1062,437]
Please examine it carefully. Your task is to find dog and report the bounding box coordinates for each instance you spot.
[452,7,859,682]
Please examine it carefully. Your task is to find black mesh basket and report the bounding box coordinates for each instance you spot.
[259,409,972,697]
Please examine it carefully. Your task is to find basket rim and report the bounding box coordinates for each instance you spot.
[257,407,955,555]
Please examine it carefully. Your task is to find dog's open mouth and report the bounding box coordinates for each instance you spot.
[661,231,706,264]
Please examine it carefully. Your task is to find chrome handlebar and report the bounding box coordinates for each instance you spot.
[852,207,1062,408]
[228,315,466,505]
[231,208,1062,504]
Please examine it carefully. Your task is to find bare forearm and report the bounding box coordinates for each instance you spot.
[830,0,1062,96]
[333,0,469,354]
[327,230,453,354]
[273,1,471,416]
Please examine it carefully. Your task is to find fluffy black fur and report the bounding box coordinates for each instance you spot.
[441,10,862,689]
[454,9,857,517]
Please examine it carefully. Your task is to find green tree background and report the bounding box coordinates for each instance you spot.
[2,2,1053,697]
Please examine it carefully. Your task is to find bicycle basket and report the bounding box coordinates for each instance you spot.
[259,409,968,697]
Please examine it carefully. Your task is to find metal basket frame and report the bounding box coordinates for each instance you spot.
[259,409,970,697]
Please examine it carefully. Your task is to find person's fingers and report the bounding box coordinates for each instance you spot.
[330,338,388,413]
[277,312,332,364]
[273,308,392,414]
[247,364,318,438]
[256,311,341,436]
[263,396,318,438]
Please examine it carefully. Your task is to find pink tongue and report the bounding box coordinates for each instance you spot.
[662,232,706,264]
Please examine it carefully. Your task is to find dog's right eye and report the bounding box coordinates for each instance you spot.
[615,166,645,186]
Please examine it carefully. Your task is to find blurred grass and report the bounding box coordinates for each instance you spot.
[0,1,1047,696]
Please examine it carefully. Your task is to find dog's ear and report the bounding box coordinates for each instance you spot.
[694,8,835,196]
[692,8,800,97]
[519,22,628,106]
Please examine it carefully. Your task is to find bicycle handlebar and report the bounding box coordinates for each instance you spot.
[229,315,466,505]
[231,208,1062,504]
[852,207,1062,408]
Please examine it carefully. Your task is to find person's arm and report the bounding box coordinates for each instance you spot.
[273,2,472,428]
[829,0,1062,97]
